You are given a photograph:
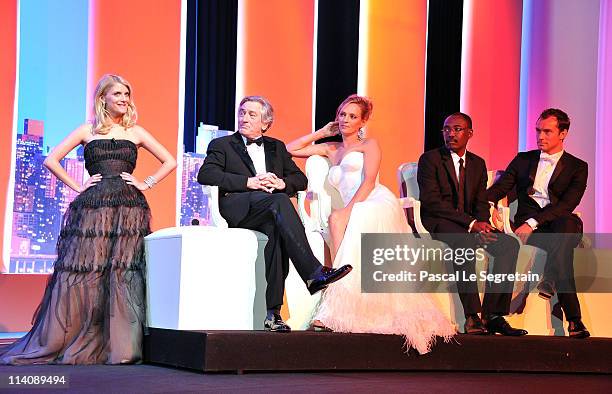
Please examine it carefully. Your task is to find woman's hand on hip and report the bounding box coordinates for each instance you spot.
[79,174,102,193]
[121,172,148,191]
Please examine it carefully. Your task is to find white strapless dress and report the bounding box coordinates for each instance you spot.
[313,151,455,354]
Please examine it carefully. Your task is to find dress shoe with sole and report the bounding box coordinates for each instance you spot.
[485,315,528,336]
[264,313,291,332]
[537,280,555,300]
[568,319,590,339]
[306,264,353,295]
[464,314,488,335]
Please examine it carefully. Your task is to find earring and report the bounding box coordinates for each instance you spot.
[358,128,365,141]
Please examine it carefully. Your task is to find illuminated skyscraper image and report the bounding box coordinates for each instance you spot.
[9,119,85,273]
[178,126,233,226]
[9,120,231,272]
[180,152,208,226]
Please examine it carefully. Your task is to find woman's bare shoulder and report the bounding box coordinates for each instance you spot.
[127,124,151,143]
[359,138,380,152]
[76,122,93,134]
[72,123,94,142]
[129,124,148,134]
[362,137,379,146]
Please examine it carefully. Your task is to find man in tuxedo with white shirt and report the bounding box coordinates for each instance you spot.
[487,108,589,338]
[197,96,352,332]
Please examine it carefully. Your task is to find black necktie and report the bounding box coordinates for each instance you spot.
[246,138,263,146]
[457,158,465,213]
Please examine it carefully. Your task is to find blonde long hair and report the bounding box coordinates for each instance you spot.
[92,74,137,134]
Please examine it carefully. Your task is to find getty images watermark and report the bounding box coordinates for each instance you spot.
[360,233,612,294]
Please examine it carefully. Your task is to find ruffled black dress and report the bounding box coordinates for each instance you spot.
[1,139,150,364]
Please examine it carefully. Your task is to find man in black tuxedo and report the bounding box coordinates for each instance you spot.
[487,108,589,338]
[198,96,352,332]
[417,112,526,336]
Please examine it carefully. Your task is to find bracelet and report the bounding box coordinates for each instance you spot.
[143,175,157,189]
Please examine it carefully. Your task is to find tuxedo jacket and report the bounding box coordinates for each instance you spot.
[197,132,307,226]
[417,147,490,230]
[486,149,587,227]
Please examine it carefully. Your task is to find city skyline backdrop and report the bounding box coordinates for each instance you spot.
[6,119,229,274]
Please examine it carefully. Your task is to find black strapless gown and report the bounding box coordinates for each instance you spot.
[1,139,150,364]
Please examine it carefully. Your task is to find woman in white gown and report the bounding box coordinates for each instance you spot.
[287,95,455,354]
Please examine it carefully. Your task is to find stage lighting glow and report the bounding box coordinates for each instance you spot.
[2,0,21,273]
[518,0,534,152]
[311,0,319,132]
[176,0,188,226]
[235,0,246,130]
[357,0,369,96]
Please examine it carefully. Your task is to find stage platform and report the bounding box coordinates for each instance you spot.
[143,328,612,374]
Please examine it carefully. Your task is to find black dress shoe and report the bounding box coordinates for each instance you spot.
[264,313,291,332]
[306,264,353,295]
[568,319,590,339]
[464,314,488,335]
[485,315,528,336]
[537,280,555,300]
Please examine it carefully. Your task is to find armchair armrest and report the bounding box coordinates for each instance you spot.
[297,191,319,232]
[571,212,591,248]
[202,185,229,228]
[499,205,530,245]
[297,190,332,233]
[399,197,430,236]
[500,206,514,234]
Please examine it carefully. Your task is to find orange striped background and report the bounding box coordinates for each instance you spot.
[88,0,182,231]
[240,0,315,160]
[362,0,428,189]
[0,0,17,271]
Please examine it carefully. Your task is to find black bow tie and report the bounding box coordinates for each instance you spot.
[246,138,263,146]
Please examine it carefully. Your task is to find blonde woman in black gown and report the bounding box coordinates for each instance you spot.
[1,74,176,364]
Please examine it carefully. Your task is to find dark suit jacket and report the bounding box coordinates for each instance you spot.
[486,149,587,226]
[197,132,308,226]
[417,147,490,230]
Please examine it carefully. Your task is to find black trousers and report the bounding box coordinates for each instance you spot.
[523,213,583,321]
[426,218,520,316]
[236,192,321,310]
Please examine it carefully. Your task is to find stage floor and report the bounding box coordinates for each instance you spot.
[0,364,610,393]
[1,331,611,393]
[143,329,612,374]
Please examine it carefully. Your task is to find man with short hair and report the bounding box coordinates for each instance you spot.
[487,108,589,338]
[198,96,352,332]
[418,112,526,336]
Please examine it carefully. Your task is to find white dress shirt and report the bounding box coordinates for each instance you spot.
[526,150,564,229]
[450,151,466,181]
[450,151,475,230]
[242,135,267,175]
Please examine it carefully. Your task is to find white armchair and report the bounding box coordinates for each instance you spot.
[288,155,346,329]
[144,185,268,330]
[398,162,494,328]
[397,162,430,235]
[206,185,229,228]
[296,155,344,238]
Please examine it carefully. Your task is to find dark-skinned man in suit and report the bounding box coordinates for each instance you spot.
[418,112,526,336]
